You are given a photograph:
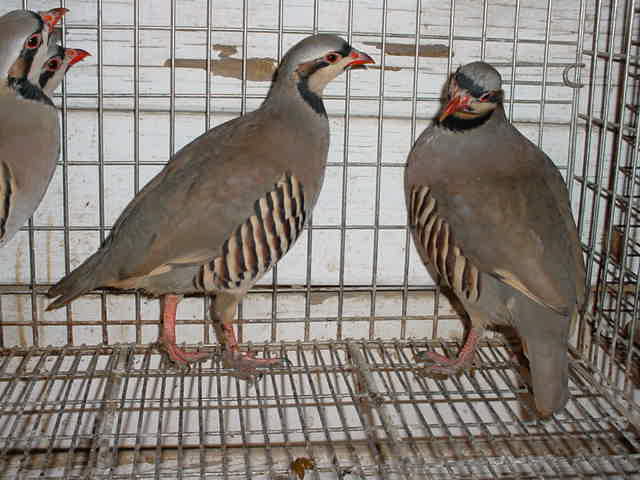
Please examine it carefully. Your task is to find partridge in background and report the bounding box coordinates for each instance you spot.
[0,8,68,247]
[39,43,91,96]
[0,8,67,95]
[47,35,374,377]
[405,61,586,416]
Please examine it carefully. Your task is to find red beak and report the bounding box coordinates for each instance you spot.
[39,8,69,32]
[66,48,92,67]
[438,93,472,122]
[346,49,375,68]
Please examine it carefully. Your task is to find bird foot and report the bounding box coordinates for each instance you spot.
[416,327,482,376]
[222,350,289,381]
[159,338,212,367]
[415,350,475,376]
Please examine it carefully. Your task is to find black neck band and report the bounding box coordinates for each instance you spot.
[9,78,54,107]
[296,78,326,116]
[440,109,494,132]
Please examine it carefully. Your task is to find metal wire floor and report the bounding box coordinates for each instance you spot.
[0,339,638,479]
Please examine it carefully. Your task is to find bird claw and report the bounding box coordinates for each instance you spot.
[415,350,474,376]
[221,350,287,381]
[158,340,213,369]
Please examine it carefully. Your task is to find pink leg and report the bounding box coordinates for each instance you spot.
[221,323,284,372]
[212,293,285,379]
[159,294,211,366]
[415,327,482,375]
[509,339,527,364]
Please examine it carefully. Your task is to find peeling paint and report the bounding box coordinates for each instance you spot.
[368,65,403,72]
[309,290,434,306]
[310,292,365,306]
[363,41,451,58]
[212,43,238,58]
[165,58,277,82]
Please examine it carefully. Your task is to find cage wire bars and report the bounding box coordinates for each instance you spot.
[0,0,638,478]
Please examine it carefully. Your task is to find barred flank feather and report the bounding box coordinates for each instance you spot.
[0,162,13,240]
[410,184,481,302]
[195,173,306,292]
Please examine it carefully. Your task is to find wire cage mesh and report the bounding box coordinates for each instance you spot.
[0,0,639,478]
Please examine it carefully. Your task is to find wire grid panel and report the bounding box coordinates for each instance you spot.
[1,1,640,478]
[1,340,640,479]
[0,0,592,350]
[568,0,640,420]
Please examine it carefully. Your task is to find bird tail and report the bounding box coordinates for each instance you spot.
[526,336,570,417]
[46,252,107,310]
[516,299,571,417]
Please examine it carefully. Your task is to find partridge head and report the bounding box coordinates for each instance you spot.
[438,61,504,126]
[0,8,68,96]
[268,33,374,115]
[39,44,91,96]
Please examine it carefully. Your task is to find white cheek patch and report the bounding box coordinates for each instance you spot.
[295,59,319,77]
[471,101,497,115]
[306,64,343,93]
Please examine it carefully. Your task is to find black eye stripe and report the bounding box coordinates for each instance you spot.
[308,61,329,75]
[483,92,501,103]
[28,10,45,32]
[39,68,56,88]
[337,42,352,58]
[19,37,40,67]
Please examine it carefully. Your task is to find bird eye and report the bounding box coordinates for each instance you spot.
[26,33,42,49]
[46,57,62,71]
[325,53,340,63]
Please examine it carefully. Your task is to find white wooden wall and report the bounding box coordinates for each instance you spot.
[0,1,598,348]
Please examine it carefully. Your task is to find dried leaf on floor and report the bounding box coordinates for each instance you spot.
[290,457,315,479]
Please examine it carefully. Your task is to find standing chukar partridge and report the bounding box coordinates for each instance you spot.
[0,8,68,247]
[405,61,585,416]
[47,35,374,377]
[38,43,91,96]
